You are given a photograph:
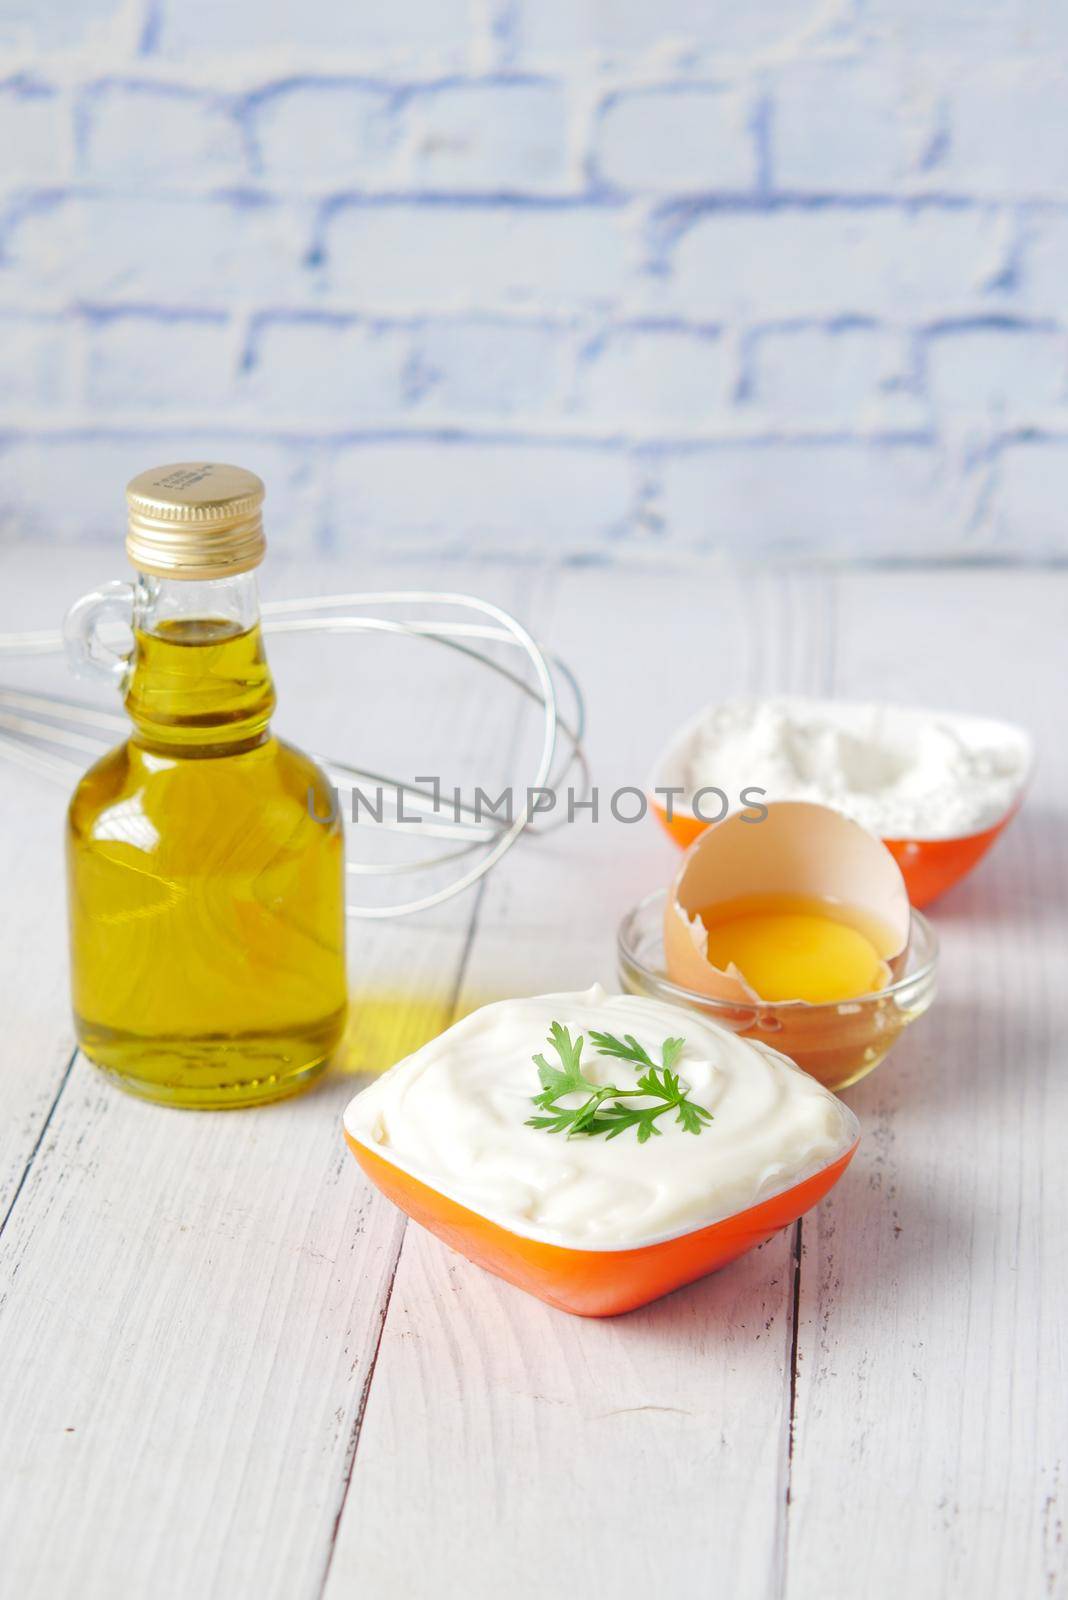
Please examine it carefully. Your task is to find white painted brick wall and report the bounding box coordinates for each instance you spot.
[407,82,571,193]
[925,324,1068,419]
[82,83,247,187]
[750,325,907,429]
[251,84,401,188]
[239,317,414,420]
[594,88,756,193]
[517,0,821,64]
[321,204,630,309]
[85,310,232,409]
[769,64,920,193]
[0,78,69,181]
[154,0,473,65]
[412,317,566,416]
[932,62,1068,197]
[577,326,728,424]
[0,0,1066,560]
[331,441,634,549]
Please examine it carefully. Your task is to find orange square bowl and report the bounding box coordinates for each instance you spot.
[344,1122,859,1318]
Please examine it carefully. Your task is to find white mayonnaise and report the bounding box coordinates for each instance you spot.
[344,985,857,1250]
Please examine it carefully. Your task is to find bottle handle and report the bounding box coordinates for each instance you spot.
[63,580,135,686]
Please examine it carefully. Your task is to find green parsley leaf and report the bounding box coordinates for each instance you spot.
[525,1022,712,1144]
[587,1030,655,1069]
[531,1021,597,1109]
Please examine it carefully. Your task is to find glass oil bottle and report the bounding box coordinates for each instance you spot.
[65,463,347,1108]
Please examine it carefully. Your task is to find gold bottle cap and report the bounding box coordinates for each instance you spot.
[125,463,266,579]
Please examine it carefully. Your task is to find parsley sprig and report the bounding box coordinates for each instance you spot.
[526,1022,712,1144]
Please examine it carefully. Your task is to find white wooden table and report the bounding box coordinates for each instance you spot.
[1,548,1064,1600]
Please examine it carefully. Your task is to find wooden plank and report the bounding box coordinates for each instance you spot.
[0,548,112,1217]
[0,764,74,1224]
[0,556,533,1600]
[785,571,1068,1600]
[326,565,842,1599]
[328,1220,799,1600]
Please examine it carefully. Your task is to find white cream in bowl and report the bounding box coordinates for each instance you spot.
[654,696,1032,840]
[344,985,857,1250]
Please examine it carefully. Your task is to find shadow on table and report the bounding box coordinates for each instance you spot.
[839,987,1053,1123]
[920,802,1061,930]
[609,1161,972,1351]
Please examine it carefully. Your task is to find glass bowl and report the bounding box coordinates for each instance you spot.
[618,890,938,1092]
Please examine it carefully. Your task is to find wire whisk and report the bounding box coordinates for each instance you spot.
[0,590,588,919]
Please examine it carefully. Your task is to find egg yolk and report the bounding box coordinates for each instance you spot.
[700,894,888,1004]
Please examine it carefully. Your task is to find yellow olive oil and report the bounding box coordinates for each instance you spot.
[335,991,483,1076]
[67,615,347,1107]
[66,460,348,1109]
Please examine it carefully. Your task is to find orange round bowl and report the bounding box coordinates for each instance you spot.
[880,800,1024,907]
[651,792,1022,908]
[648,704,1032,907]
[345,1125,859,1318]
[620,890,937,1092]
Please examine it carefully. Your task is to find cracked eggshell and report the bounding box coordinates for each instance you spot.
[663,800,912,1004]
